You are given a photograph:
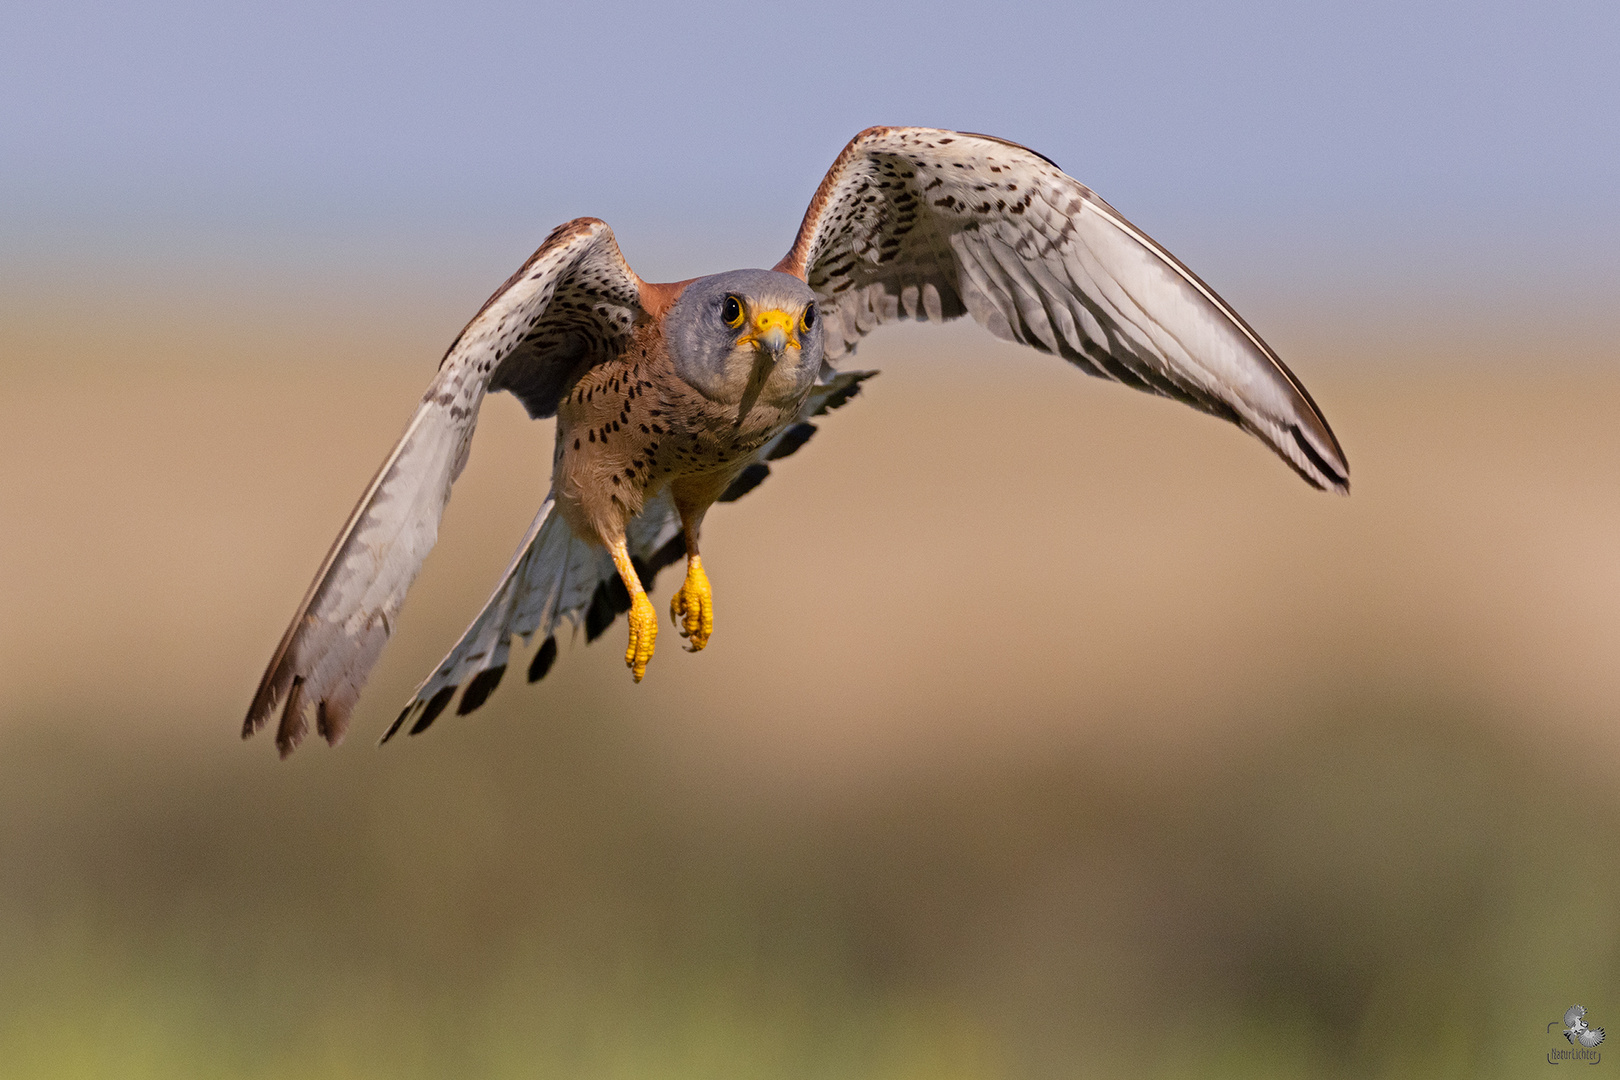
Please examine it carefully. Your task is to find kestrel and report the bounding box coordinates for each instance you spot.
[244,127,1349,757]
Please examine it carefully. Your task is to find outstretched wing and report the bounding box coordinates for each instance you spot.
[243,218,645,756]
[382,366,879,740]
[1581,1027,1606,1048]
[776,127,1349,492]
[1567,1006,1589,1028]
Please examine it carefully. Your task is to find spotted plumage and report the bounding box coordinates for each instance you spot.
[244,127,1349,757]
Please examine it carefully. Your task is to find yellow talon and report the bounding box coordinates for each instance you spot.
[625,592,657,681]
[670,555,714,652]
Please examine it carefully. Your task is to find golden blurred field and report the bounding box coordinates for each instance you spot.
[3,280,1619,1078]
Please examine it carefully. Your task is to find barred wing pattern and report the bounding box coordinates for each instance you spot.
[383,366,877,740]
[776,127,1348,492]
[243,218,645,756]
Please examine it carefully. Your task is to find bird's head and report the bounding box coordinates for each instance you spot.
[664,269,824,411]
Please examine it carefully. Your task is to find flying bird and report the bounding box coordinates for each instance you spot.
[243,126,1349,757]
[1566,1006,1605,1047]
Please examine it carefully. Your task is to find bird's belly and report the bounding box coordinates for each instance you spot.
[552,359,801,544]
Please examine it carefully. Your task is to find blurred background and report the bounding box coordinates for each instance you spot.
[3,1,1619,1076]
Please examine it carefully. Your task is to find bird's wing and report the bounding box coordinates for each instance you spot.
[776,127,1348,492]
[1582,1027,1606,1048]
[381,365,878,738]
[243,218,645,756]
[1567,1006,1589,1028]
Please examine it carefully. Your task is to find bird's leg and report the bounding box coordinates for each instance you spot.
[606,533,657,681]
[669,507,713,652]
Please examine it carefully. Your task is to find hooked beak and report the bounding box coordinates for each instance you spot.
[733,307,798,423]
[744,308,798,361]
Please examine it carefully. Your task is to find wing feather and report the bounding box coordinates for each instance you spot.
[381,366,878,735]
[776,127,1348,492]
[244,218,645,755]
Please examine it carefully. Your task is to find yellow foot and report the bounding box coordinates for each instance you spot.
[625,592,657,681]
[670,555,714,652]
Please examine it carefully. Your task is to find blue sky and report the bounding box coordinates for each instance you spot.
[3,0,1616,317]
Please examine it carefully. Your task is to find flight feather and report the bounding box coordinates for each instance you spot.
[776,127,1348,492]
[243,218,644,755]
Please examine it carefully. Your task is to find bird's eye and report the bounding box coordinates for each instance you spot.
[722,295,744,328]
[800,304,816,332]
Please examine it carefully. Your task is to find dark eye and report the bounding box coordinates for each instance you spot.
[721,295,744,328]
[800,304,817,332]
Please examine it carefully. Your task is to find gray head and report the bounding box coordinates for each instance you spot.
[664,269,824,409]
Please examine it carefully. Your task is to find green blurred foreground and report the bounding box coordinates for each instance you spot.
[1,695,1615,1079]
[4,302,1620,1076]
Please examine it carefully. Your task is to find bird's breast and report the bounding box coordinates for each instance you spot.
[551,334,804,542]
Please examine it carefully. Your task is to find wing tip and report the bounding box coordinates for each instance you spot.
[315,699,350,748]
[242,660,291,741]
[408,686,457,736]
[527,635,559,683]
[380,703,414,745]
[1287,423,1351,495]
[241,702,270,741]
[247,662,358,756]
[383,631,561,747]
[456,664,506,716]
[273,677,307,758]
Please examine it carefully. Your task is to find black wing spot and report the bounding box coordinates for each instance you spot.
[765,423,817,461]
[527,635,558,683]
[812,372,876,415]
[585,580,620,641]
[648,533,688,577]
[457,664,506,716]
[585,566,642,643]
[718,462,771,502]
[409,686,457,735]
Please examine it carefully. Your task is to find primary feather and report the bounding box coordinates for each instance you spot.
[777,127,1349,492]
[244,219,644,756]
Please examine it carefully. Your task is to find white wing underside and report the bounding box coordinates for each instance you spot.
[778,127,1348,492]
[243,218,644,756]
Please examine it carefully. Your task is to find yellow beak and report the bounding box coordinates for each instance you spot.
[744,308,798,358]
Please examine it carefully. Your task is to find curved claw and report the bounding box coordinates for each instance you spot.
[625,592,657,681]
[670,555,713,652]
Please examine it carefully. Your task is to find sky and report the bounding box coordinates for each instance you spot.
[3,0,1617,327]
